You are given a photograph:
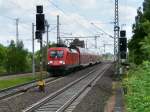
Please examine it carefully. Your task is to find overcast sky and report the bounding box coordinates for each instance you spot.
[0,0,143,53]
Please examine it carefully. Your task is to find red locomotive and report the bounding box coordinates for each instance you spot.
[47,46,102,74]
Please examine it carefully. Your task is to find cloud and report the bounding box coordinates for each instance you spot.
[120,5,137,22]
[0,0,140,53]
[61,13,108,37]
[49,12,95,35]
[119,5,138,39]
[64,0,97,9]
[124,25,133,39]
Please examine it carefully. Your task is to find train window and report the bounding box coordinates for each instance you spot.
[50,51,56,58]
[57,51,64,58]
[50,50,64,58]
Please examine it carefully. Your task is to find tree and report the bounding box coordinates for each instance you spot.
[4,40,16,72]
[26,52,32,71]
[5,40,29,73]
[128,0,150,64]
[0,44,7,73]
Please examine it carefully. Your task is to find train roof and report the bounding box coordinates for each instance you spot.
[77,47,99,55]
[49,47,68,50]
[48,47,78,53]
[48,47,100,55]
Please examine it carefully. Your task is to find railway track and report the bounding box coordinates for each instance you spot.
[0,65,99,101]
[0,77,62,100]
[23,63,111,112]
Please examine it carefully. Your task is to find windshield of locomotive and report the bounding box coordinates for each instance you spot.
[50,50,64,58]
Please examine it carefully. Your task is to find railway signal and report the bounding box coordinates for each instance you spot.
[35,5,46,92]
[119,30,127,59]
[37,5,43,13]
[36,5,45,36]
[36,14,45,32]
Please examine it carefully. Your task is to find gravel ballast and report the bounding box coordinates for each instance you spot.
[72,63,114,112]
[0,63,105,112]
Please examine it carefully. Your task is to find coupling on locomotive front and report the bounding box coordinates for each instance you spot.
[47,46,102,75]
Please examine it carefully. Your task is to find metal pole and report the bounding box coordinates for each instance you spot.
[46,23,49,75]
[95,36,97,49]
[114,0,120,77]
[57,15,60,44]
[86,40,88,48]
[38,36,46,92]
[32,23,35,76]
[16,18,19,45]
[104,44,106,54]
[40,38,43,80]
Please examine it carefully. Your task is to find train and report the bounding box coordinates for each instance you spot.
[47,46,102,75]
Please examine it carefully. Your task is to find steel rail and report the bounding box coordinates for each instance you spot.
[0,77,61,100]
[23,68,97,112]
[23,64,110,112]
[0,64,101,100]
[56,65,110,112]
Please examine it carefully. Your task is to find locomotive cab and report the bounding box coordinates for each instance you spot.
[47,47,80,74]
[48,48,66,66]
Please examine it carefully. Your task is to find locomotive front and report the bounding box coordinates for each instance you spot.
[47,47,66,74]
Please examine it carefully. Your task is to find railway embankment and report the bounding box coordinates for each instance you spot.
[0,72,47,90]
[108,62,150,112]
[0,62,122,112]
[0,63,103,112]
[122,62,150,112]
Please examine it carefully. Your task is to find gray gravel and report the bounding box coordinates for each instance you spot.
[0,63,104,112]
[72,63,114,112]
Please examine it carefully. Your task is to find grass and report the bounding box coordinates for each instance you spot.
[123,61,150,112]
[0,72,48,90]
[0,76,37,90]
[0,66,6,74]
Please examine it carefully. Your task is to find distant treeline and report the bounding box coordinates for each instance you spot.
[128,0,150,64]
[0,40,56,74]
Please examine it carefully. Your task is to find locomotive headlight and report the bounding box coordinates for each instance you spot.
[48,61,53,64]
[59,61,65,64]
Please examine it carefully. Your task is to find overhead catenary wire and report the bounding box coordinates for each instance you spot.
[91,23,114,39]
[68,0,114,35]
[0,0,115,54]
[47,0,97,35]
[48,0,114,38]
[0,15,16,21]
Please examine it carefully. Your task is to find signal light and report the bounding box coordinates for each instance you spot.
[120,30,126,37]
[35,31,42,40]
[119,37,127,59]
[36,14,45,32]
[36,5,43,13]
[119,37,127,52]
[120,52,126,59]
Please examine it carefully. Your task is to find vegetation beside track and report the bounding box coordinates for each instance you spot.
[0,73,47,90]
[128,0,150,65]
[123,61,150,112]
[124,0,150,111]
[0,40,56,75]
[0,76,36,90]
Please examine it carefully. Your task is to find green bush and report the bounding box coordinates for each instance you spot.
[0,66,6,74]
[123,61,150,112]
